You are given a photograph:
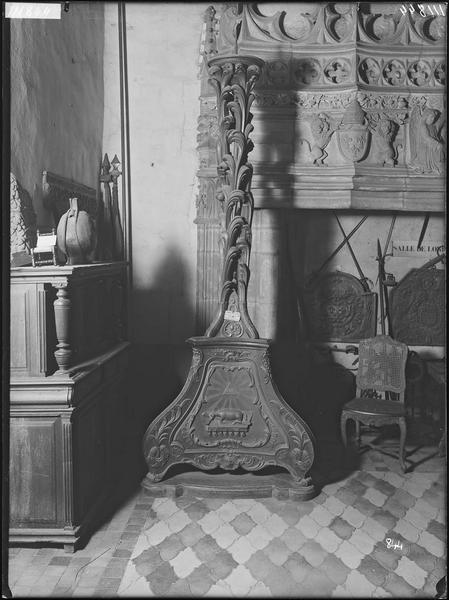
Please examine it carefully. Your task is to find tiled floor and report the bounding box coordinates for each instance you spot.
[9,432,446,598]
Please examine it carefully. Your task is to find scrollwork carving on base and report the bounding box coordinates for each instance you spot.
[142,338,316,496]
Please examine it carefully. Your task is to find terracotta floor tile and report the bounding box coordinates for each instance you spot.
[245,550,278,582]
[222,564,258,596]
[230,512,257,535]
[301,570,336,597]
[191,534,222,562]
[370,508,397,531]
[395,555,427,590]
[211,522,239,549]
[156,534,185,562]
[345,569,377,597]
[383,497,408,519]
[335,540,364,569]
[184,563,215,596]
[283,552,311,583]
[228,536,257,564]
[358,554,389,587]
[329,515,356,540]
[391,487,416,508]
[315,526,342,553]
[177,521,204,547]
[183,499,209,521]
[418,530,445,557]
[248,580,272,597]
[169,546,201,578]
[298,539,328,567]
[264,565,298,596]
[353,497,378,518]
[341,505,366,528]
[393,517,420,543]
[146,562,177,596]
[405,542,438,572]
[309,504,334,527]
[383,571,417,597]
[426,518,446,541]
[295,514,322,538]
[347,528,376,555]
[165,578,192,597]
[279,526,307,552]
[372,542,401,571]
[208,549,238,580]
[262,537,291,566]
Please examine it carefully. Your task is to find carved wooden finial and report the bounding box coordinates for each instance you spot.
[102,153,111,172]
[111,155,121,179]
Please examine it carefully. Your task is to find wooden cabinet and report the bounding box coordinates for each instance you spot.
[9,263,130,551]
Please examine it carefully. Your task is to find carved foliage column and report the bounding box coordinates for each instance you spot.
[142,49,316,499]
[204,55,263,339]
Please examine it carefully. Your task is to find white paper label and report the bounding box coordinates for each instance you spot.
[391,241,445,257]
[224,310,241,322]
[5,3,61,19]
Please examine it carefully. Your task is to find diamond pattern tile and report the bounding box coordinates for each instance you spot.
[9,425,445,599]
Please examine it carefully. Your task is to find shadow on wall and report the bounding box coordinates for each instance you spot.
[125,246,196,477]
[252,48,354,475]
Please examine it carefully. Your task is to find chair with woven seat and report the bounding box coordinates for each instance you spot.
[340,334,409,472]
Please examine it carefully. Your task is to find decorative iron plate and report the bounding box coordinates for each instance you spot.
[390,268,445,346]
[301,271,377,342]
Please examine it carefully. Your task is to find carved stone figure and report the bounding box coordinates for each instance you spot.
[409,106,445,173]
[368,115,400,167]
[308,113,337,165]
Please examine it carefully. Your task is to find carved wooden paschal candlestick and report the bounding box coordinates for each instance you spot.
[142,56,316,499]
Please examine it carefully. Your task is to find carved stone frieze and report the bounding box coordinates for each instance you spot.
[390,268,445,346]
[301,271,377,342]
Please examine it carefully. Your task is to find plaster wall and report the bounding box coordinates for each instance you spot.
[10,1,105,227]
[103,3,203,434]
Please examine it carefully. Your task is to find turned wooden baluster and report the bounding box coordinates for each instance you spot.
[52,283,72,374]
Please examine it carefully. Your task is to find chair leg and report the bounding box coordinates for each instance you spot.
[355,420,361,450]
[341,414,349,447]
[399,417,407,473]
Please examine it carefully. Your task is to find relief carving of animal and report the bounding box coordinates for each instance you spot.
[203,409,245,426]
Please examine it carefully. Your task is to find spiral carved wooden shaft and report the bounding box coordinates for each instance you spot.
[205,56,265,339]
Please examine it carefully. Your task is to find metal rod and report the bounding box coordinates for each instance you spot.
[417,213,430,250]
[334,213,369,291]
[383,213,397,258]
[311,215,368,280]
[377,239,385,334]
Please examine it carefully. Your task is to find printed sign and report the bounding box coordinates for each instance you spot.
[391,241,445,258]
[5,3,61,19]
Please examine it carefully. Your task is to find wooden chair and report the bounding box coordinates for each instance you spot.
[340,335,409,472]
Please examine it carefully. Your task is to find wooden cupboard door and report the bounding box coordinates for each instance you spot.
[10,416,64,527]
[72,397,107,524]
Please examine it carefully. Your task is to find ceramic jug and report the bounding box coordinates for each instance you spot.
[57,197,96,265]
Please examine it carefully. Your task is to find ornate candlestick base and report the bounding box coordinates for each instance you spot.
[142,337,316,500]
